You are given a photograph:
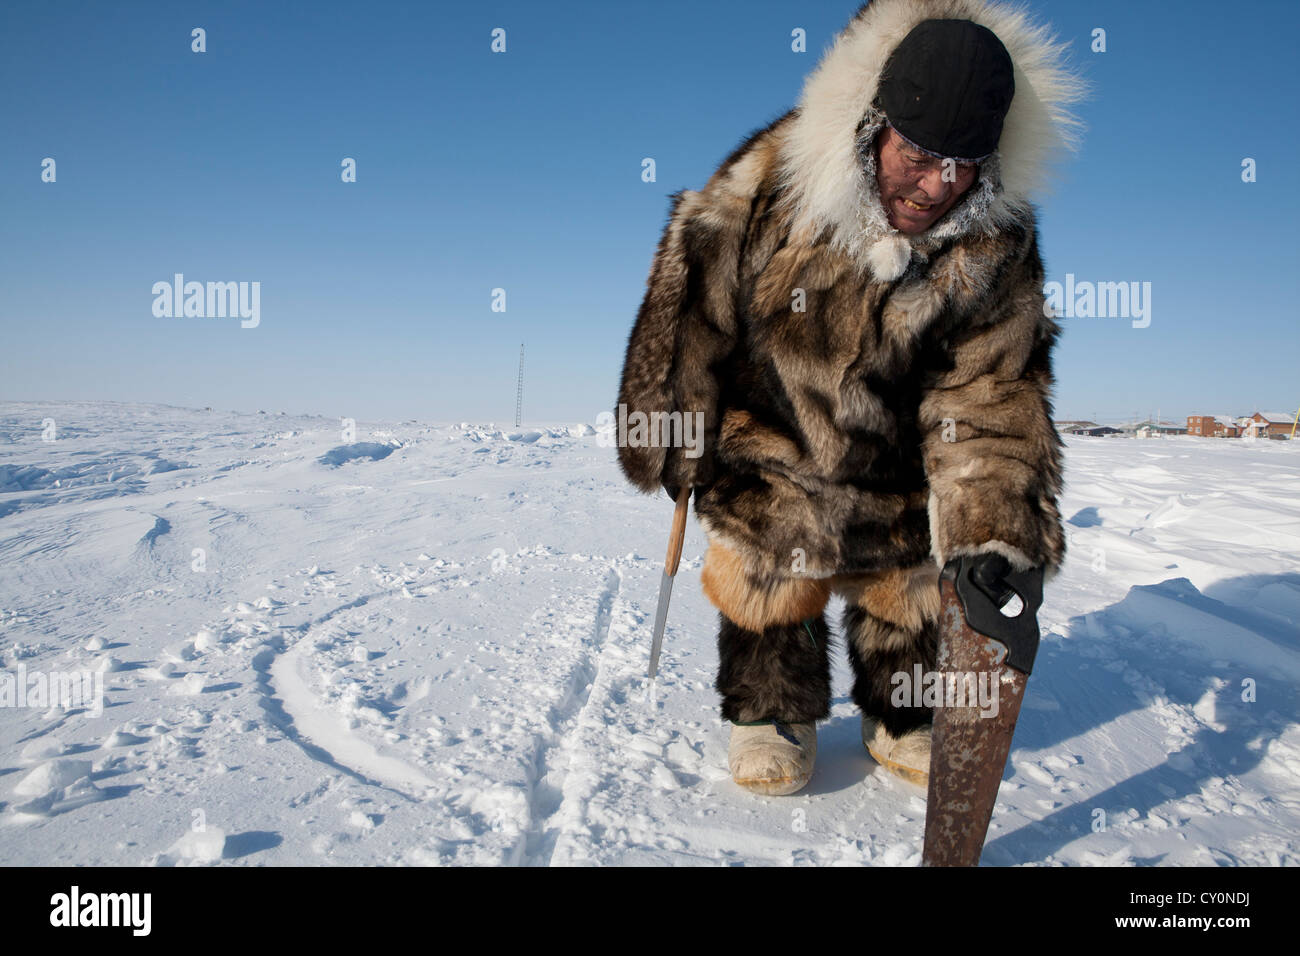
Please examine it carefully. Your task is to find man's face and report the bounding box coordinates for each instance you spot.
[874,127,979,235]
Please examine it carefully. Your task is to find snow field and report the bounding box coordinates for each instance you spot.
[0,402,1296,865]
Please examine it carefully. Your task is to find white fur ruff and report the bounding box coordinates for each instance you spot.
[772,0,1087,280]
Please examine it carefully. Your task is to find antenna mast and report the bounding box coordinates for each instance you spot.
[515,343,524,428]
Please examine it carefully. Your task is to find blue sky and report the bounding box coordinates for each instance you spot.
[2,0,1297,425]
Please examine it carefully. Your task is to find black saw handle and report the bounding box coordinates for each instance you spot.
[941,555,1044,675]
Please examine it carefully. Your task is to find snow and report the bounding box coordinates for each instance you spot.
[13,758,93,797]
[1,400,1297,866]
[162,826,228,864]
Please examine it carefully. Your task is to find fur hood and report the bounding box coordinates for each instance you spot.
[772,0,1086,282]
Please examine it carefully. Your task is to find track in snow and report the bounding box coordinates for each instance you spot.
[522,564,623,866]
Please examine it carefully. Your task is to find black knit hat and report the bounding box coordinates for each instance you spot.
[877,19,1015,163]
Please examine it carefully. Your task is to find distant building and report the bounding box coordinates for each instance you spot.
[1243,411,1296,439]
[1187,415,1240,438]
[1055,420,1125,437]
[1055,420,1097,432]
[1133,420,1187,438]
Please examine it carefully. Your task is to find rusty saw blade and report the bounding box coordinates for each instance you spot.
[923,556,1044,866]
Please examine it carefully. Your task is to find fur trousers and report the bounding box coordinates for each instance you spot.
[701,537,940,737]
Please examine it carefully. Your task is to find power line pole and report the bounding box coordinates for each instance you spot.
[515,343,524,428]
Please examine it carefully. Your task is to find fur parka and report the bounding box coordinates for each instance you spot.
[615,0,1085,582]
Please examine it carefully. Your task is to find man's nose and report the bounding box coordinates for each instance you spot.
[915,168,950,203]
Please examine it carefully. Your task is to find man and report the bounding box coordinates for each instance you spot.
[615,0,1083,794]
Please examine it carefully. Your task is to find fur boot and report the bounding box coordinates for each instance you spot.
[728,720,818,795]
[834,565,939,784]
[715,612,830,794]
[715,612,831,724]
[861,715,931,786]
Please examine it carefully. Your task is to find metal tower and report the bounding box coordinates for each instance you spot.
[515,343,524,428]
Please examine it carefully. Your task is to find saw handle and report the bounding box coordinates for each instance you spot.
[664,487,690,576]
[941,555,1044,675]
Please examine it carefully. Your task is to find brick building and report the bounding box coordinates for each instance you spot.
[1243,411,1296,439]
[1186,415,1240,438]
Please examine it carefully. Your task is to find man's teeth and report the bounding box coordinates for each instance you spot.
[901,198,932,210]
